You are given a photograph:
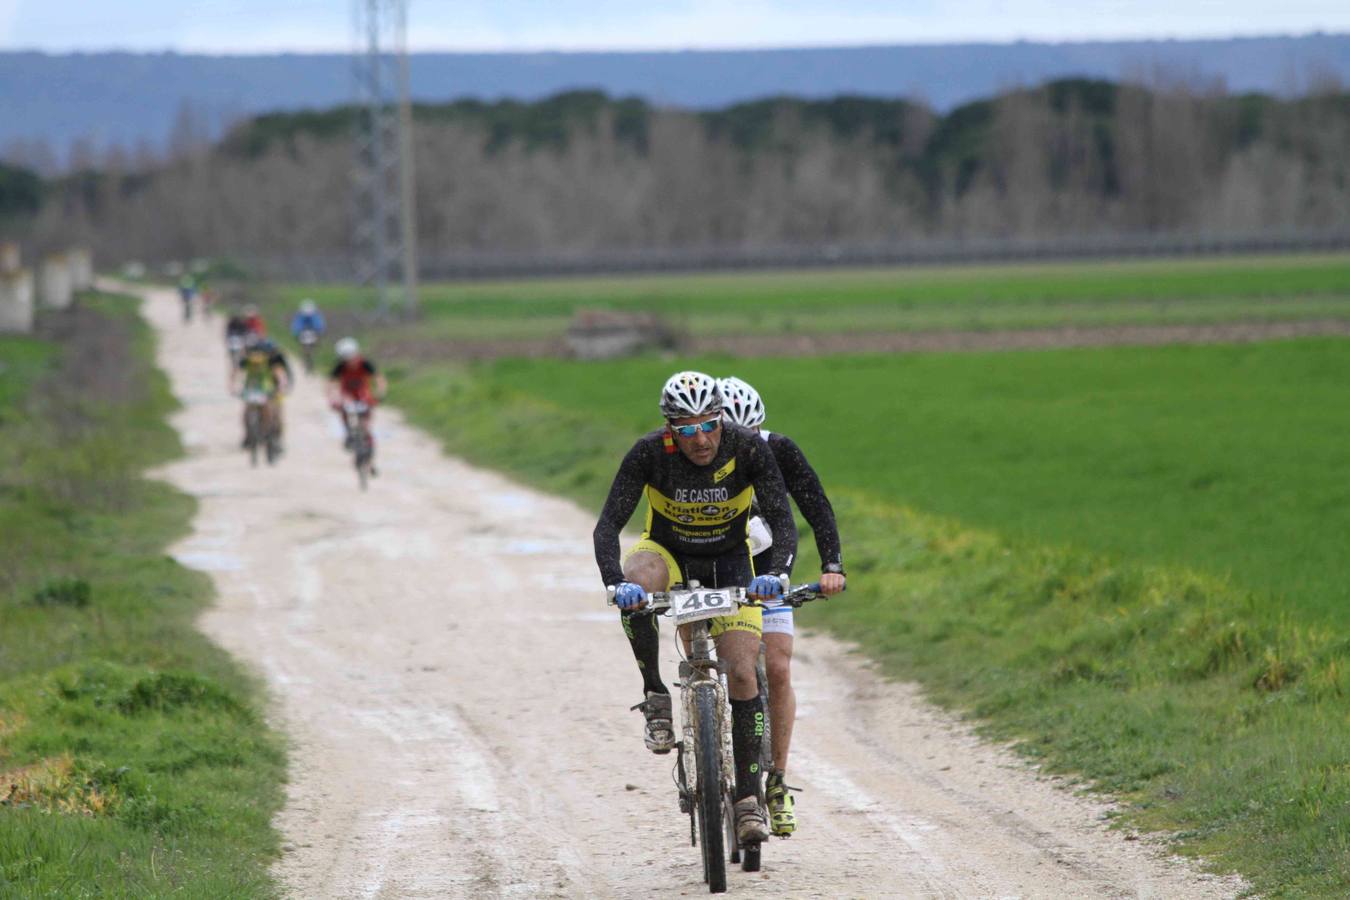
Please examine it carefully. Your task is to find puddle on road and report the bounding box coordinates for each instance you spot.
[174,550,244,571]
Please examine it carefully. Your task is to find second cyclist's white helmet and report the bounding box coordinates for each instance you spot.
[335,337,360,360]
[718,376,766,428]
[660,370,723,419]
[300,298,317,313]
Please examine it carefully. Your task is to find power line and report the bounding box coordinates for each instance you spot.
[351,0,418,319]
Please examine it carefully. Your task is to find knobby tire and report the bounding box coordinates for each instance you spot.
[246,406,261,467]
[695,684,727,894]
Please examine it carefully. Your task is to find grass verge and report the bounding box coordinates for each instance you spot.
[386,357,1348,898]
[0,295,283,897]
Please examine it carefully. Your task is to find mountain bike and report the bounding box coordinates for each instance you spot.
[298,329,318,373]
[610,582,762,894]
[343,399,374,489]
[242,388,279,467]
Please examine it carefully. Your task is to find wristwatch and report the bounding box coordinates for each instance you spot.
[822,562,846,576]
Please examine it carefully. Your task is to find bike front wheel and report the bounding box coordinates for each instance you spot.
[245,407,261,467]
[694,684,727,894]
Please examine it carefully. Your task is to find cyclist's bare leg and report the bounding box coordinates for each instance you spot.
[716,628,768,814]
[764,632,795,773]
[621,550,676,752]
[621,551,672,694]
[714,629,759,701]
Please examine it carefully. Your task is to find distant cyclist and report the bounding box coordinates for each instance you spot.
[178,273,198,322]
[327,337,386,456]
[231,334,292,452]
[290,299,326,372]
[224,310,250,367]
[594,370,798,845]
[241,303,267,338]
[720,375,846,838]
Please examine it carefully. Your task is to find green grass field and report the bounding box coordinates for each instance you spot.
[470,341,1350,623]
[0,296,283,897]
[351,258,1350,897]
[390,349,1348,896]
[268,253,1350,344]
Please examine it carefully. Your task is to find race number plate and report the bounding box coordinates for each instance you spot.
[671,588,741,626]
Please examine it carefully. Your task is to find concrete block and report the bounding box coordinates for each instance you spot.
[0,269,36,333]
[68,247,94,291]
[0,242,18,274]
[39,252,73,310]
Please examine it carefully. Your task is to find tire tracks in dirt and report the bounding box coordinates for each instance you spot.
[134,284,1245,898]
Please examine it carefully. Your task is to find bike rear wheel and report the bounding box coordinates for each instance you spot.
[353,424,372,489]
[694,684,727,894]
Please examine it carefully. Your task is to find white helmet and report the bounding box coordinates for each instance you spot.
[659,370,722,419]
[300,298,317,313]
[718,376,765,428]
[335,337,359,360]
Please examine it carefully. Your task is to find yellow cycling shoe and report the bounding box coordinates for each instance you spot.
[765,771,796,837]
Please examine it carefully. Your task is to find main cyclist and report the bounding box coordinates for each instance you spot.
[231,334,292,451]
[719,376,845,838]
[594,370,799,845]
[327,337,386,459]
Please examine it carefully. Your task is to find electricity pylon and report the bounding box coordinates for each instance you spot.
[351,0,418,318]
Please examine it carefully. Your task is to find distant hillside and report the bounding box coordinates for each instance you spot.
[18,80,1349,266]
[2,34,1349,164]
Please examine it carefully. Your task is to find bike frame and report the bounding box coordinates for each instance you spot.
[609,583,754,893]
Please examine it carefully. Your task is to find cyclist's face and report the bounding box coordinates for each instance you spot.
[669,413,721,466]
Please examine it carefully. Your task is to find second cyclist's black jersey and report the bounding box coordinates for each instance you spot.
[765,431,842,570]
[594,423,797,586]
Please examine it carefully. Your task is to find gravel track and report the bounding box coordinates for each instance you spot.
[137,285,1245,898]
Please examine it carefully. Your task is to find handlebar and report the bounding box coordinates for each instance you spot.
[779,581,845,608]
[605,581,843,610]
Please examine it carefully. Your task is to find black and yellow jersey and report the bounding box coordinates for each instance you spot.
[238,347,290,392]
[594,422,797,586]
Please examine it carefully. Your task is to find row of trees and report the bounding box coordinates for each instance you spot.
[13,80,1350,265]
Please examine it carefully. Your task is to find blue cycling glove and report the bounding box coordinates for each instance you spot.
[613,582,647,610]
[748,574,785,601]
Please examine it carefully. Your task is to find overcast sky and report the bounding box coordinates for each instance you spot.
[2,0,1348,53]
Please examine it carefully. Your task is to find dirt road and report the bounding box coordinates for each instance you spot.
[141,286,1243,898]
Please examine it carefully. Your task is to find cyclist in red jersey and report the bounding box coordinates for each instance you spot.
[326,337,386,449]
[241,303,267,337]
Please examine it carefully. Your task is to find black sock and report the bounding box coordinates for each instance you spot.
[730,696,765,802]
[621,610,666,695]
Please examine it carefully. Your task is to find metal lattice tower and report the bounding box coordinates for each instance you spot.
[351,0,418,318]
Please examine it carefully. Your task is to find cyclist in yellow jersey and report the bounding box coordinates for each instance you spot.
[595,371,798,844]
[231,335,292,451]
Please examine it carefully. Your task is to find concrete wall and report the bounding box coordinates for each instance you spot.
[68,247,94,291]
[39,252,73,311]
[0,269,36,333]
